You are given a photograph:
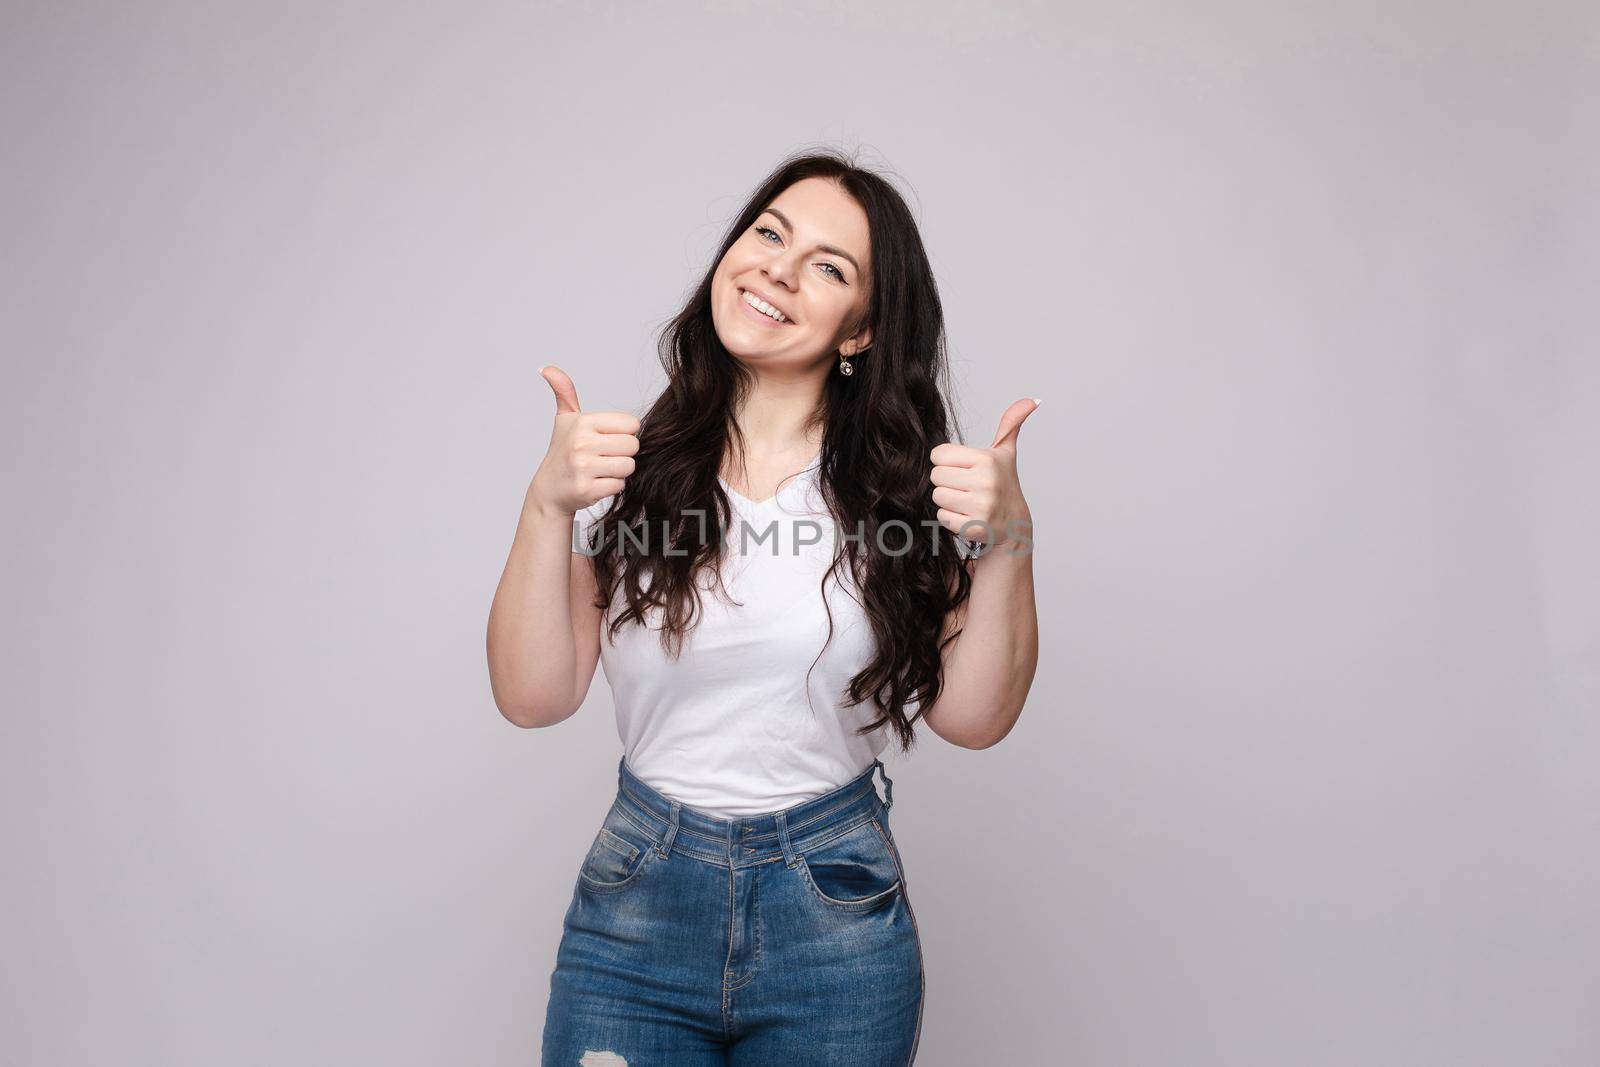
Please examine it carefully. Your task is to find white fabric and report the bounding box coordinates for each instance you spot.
[571,457,892,817]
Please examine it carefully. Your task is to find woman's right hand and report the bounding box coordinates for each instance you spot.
[523,365,641,520]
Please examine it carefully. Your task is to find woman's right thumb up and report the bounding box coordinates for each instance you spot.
[539,364,581,414]
[526,363,638,519]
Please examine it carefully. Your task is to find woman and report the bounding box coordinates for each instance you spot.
[487,149,1039,1064]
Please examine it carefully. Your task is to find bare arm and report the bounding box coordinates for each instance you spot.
[920,535,1039,749]
[486,365,637,728]
[920,397,1043,749]
[487,503,606,728]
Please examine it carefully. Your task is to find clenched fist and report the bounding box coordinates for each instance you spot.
[524,365,641,520]
[929,397,1040,550]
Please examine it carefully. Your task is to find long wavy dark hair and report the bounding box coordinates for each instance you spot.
[584,148,973,753]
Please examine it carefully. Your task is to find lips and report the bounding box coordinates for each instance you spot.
[739,286,794,325]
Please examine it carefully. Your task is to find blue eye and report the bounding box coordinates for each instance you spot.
[752,225,848,283]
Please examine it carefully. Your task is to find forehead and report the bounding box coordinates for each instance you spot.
[765,177,870,267]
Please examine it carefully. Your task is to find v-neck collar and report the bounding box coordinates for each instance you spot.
[718,452,822,509]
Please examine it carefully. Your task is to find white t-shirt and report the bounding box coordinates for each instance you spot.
[571,456,893,817]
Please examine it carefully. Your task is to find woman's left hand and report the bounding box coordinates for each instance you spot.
[929,398,1041,549]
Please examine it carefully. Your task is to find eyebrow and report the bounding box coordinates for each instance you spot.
[761,207,862,275]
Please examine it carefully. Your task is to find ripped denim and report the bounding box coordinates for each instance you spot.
[540,756,923,1065]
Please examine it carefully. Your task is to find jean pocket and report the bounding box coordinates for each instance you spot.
[577,814,654,894]
[796,817,903,913]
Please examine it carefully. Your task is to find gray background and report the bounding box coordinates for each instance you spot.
[3,1,1595,1064]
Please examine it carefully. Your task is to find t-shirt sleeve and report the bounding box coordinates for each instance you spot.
[570,495,616,555]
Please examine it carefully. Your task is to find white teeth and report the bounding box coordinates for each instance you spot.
[742,289,788,323]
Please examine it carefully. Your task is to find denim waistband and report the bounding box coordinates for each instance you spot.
[611,756,896,869]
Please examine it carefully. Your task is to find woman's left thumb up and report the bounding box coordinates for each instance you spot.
[990,397,1043,453]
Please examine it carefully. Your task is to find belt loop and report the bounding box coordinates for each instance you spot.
[657,800,681,859]
[774,811,799,868]
[874,758,894,811]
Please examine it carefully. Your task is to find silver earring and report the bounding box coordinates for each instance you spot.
[839,355,854,376]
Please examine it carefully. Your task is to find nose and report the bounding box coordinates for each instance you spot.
[764,248,802,291]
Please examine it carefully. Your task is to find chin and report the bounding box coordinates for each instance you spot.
[719,340,775,364]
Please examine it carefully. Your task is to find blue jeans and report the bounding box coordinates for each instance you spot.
[541,756,924,1065]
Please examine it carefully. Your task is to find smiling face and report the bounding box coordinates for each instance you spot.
[710,176,874,374]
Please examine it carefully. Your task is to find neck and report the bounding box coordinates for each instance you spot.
[730,373,824,460]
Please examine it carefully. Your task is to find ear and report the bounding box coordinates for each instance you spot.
[840,324,872,358]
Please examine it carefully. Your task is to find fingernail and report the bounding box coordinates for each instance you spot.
[538,365,548,374]
[1030,397,1043,407]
